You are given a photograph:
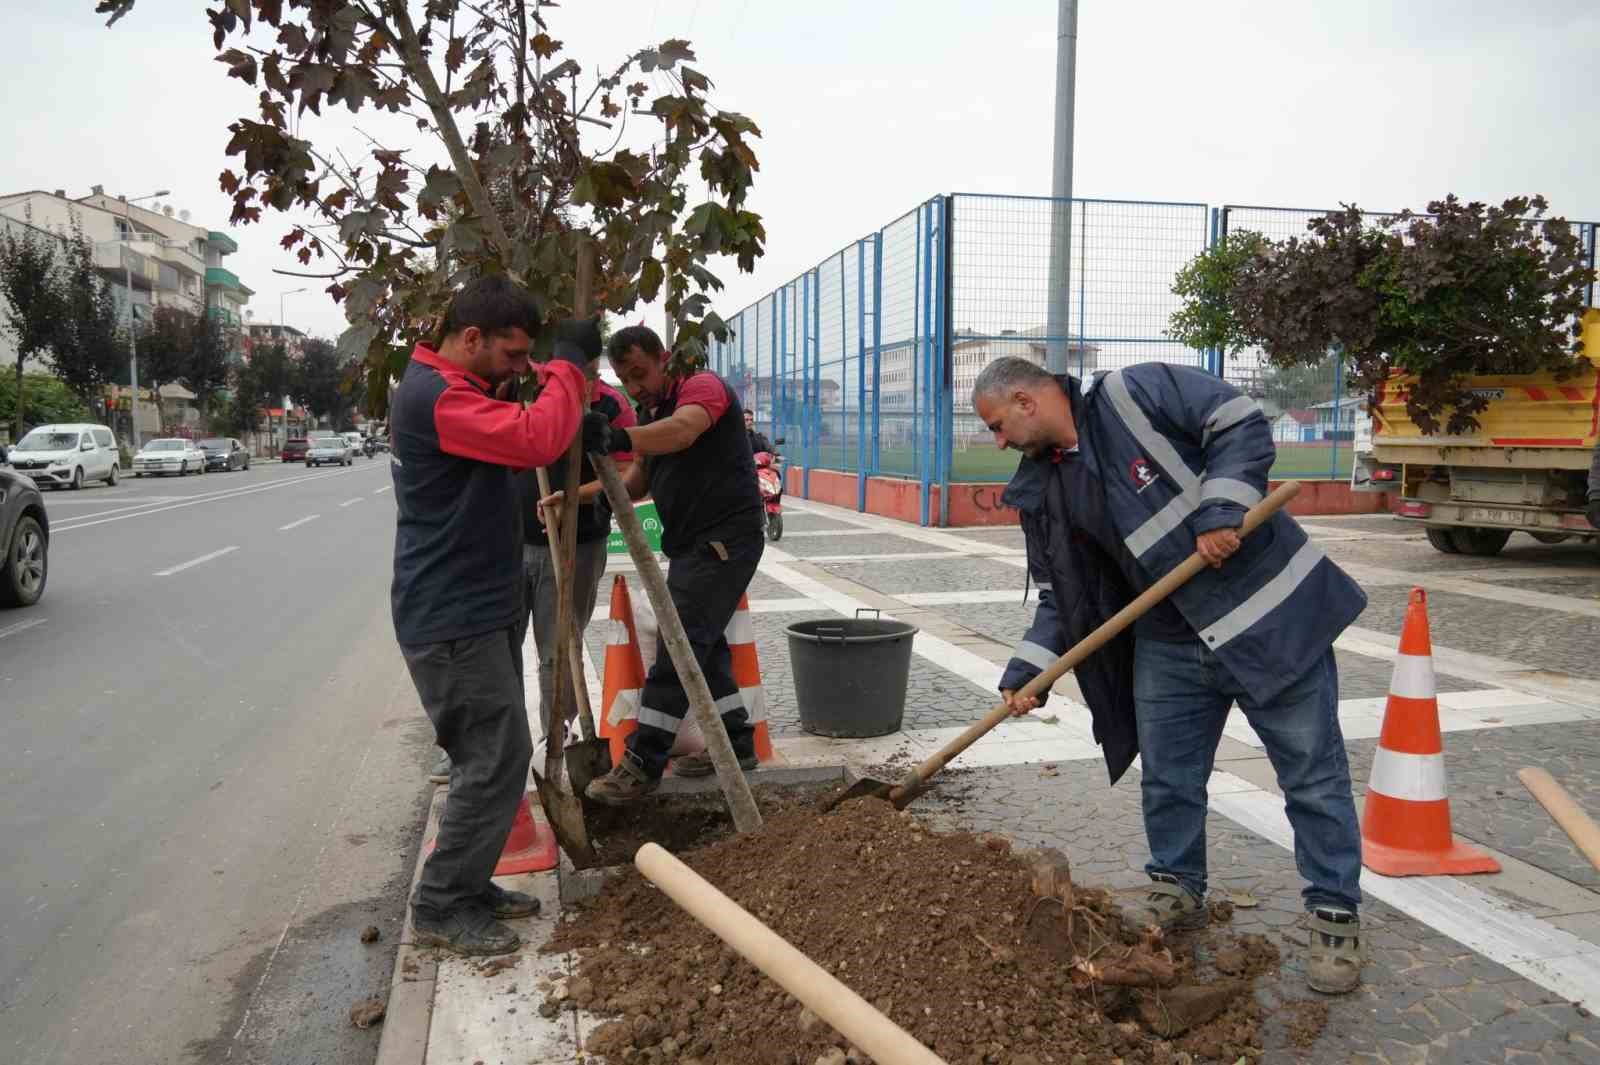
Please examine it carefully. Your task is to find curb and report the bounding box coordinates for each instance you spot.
[374,785,447,1065]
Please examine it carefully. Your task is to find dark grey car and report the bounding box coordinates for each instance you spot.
[1,467,49,607]
[200,437,251,472]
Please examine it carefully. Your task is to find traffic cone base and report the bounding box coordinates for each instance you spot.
[1359,587,1499,878]
[422,791,559,875]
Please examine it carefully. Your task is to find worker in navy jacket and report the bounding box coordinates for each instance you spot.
[973,356,1368,995]
[389,275,597,957]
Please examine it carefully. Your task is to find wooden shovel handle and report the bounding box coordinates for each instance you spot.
[636,843,948,1065]
[535,467,598,742]
[1518,767,1600,874]
[889,480,1303,801]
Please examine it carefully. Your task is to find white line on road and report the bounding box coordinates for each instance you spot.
[278,515,320,531]
[339,497,363,508]
[154,546,240,577]
[373,485,392,494]
[54,466,379,532]
[0,617,46,641]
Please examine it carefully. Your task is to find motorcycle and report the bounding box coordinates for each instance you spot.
[754,448,784,542]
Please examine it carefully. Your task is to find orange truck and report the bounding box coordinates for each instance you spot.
[1355,310,1600,555]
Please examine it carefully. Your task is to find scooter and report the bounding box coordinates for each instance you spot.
[755,448,784,542]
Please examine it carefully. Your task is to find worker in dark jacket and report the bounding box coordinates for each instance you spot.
[582,325,766,804]
[974,356,1368,995]
[744,409,774,457]
[390,275,597,956]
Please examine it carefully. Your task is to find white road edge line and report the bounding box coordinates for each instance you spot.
[373,485,392,494]
[154,545,240,577]
[0,617,47,640]
[279,515,320,531]
[54,465,377,532]
[340,498,363,507]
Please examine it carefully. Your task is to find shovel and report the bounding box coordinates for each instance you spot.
[822,481,1302,813]
[532,240,601,868]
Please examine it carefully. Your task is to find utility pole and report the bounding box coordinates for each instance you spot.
[1044,0,1078,373]
[121,189,169,447]
[279,288,305,447]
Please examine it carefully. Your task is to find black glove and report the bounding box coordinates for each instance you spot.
[582,409,631,455]
[1587,500,1600,530]
[551,316,602,369]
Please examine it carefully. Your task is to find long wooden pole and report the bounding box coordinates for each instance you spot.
[591,456,763,832]
[636,843,946,1065]
[1517,767,1600,874]
[534,465,598,741]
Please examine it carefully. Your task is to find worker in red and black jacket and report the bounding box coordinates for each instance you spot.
[581,325,765,805]
[390,275,598,957]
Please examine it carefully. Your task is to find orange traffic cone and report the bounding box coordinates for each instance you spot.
[1360,588,1499,876]
[423,791,559,875]
[599,575,646,765]
[727,594,773,762]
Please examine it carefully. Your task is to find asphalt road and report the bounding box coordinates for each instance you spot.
[1,456,435,1065]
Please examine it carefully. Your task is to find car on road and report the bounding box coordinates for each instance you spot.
[4,423,121,490]
[0,466,48,606]
[306,434,353,467]
[199,437,251,472]
[281,436,310,463]
[134,438,207,477]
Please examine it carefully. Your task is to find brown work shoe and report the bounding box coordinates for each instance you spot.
[584,757,658,806]
[1118,875,1208,937]
[670,749,759,778]
[1305,907,1362,994]
[411,905,520,957]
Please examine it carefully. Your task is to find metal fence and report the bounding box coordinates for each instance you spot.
[708,195,1600,524]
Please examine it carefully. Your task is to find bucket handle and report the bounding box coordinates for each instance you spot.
[815,625,848,645]
[854,608,881,621]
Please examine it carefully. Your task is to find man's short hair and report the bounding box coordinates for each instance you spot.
[607,324,665,362]
[972,357,1056,404]
[436,275,542,345]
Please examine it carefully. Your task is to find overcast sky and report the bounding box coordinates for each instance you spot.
[6,1,1597,346]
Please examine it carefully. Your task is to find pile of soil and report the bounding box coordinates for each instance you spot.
[546,797,1285,1064]
[582,782,835,867]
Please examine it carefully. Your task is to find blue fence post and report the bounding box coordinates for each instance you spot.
[1075,199,1088,377]
[918,200,935,527]
[937,195,953,527]
[799,271,810,499]
[812,265,822,487]
[777,284,787,472]
[871,230,883,477]
[1330,348,1344,481]
[838,248,847,486]
[856,240,867,510]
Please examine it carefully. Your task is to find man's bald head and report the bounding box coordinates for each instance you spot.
[971,357,1073,458]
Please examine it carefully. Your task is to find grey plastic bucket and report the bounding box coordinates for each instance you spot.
[785,609,918,738]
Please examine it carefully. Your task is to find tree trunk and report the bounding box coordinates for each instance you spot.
[12,358,23,442]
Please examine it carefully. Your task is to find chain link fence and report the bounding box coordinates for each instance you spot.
[707,195,1600,523]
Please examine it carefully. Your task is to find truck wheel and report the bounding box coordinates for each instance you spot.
[1530,532,1571,545]
[1451,527,1511,556]
[1424,528,1460,554]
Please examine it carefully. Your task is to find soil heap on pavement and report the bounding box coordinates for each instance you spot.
[546,796,1292,1065]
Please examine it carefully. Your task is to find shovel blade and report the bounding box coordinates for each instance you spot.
[531,768,599,869]
[564,739,612,799]
[817,776,893,813]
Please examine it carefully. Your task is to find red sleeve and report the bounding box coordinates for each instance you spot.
[432,362,586,467]
[675,372,730,423]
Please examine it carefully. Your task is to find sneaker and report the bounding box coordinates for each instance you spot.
[583,757,658,806]
[480,882,542,919]
[1118,874,1208,937]
[428,752,450,784]
[670,749,759,778]
[1305,907,1362,994]
[411,905,520,957]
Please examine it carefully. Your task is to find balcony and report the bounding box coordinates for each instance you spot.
[207,230,239,254]
[207,304,240,327]
[92,242,177,292]
[205,266,254,296]
[132,238,206,277]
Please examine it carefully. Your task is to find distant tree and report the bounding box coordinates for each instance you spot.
[184,311,234,426]
[0,210,70,442]
[50,218,126,415]
[135,305,200,430]
[0,372,91,432]
[251,341,295,447]
[293,337,348,427]
[216,358,266,440]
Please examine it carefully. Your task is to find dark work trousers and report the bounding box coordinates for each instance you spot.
[624,529,763,778]
[401,626,532,919]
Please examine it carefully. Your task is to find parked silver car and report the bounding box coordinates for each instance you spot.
[306,434,353,467]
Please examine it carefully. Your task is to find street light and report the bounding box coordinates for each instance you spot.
[276,288,307,449]
[121,189,170,448]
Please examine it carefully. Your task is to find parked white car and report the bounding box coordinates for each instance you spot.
[134,438,207,477]
[5,423,121,489]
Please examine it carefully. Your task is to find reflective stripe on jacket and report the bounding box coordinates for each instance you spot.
[999,365,1367,782]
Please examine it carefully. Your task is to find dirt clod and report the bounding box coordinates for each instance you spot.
[1282,998,1330,1048]
[348,997,386,1029]
[547,798,1284,1063]
[359,925,380,944]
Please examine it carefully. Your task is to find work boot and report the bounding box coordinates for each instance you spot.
[479,881,542,920]
[584,756,658,806]
[1305,907,1362,994]
[1118,873,1208,937]
[428,752,451,784]
[670,749,759,778]
[411,905,520,957]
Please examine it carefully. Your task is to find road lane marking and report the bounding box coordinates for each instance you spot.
[0,617,46,640]
[279,515,320,531]
[339,497,363,508]
[54,465,380,532]
[154,546,240,577]
[373,485,391,494]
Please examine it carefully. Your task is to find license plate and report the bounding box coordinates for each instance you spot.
[1465,507,1522,526]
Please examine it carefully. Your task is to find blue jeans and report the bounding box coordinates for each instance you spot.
[1133,637,1362,914]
